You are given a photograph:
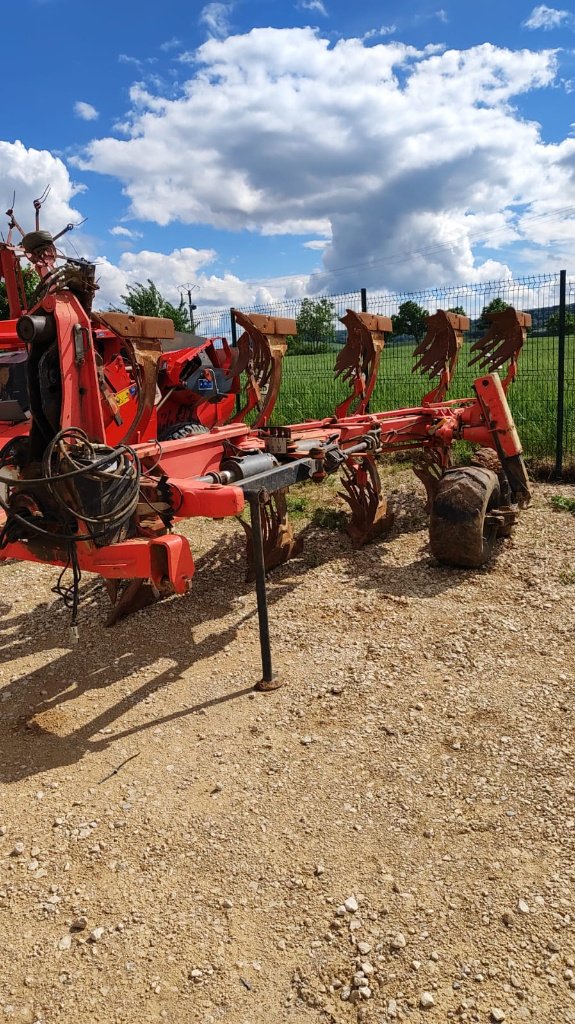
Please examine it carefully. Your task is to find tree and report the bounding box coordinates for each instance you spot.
[391,300,428,343]
[288,297,336,355]
[119,279,192,332]
[447,305,467,318]
[0,265,41,319]
[476,297,510,334]
[546,310,575,336]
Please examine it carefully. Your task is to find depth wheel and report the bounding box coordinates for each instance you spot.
[471,448,514,537]
[429,466,501,568]
[158,421,209,441]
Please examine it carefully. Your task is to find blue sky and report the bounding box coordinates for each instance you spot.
[1,0,574,311]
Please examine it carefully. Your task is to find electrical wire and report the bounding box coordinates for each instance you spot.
[0,429,142,631]
[41,428,141,529]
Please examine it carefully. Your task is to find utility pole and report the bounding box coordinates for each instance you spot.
[179,282,199,332]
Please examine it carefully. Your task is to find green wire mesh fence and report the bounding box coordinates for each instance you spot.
[194,272,574,469]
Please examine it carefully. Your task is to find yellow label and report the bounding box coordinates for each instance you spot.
[115,386,136,408]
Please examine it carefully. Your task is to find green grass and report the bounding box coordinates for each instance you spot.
[311,507,348,530]
[271,335,569,464]
[285,493,312,518]
[550,494,575,514]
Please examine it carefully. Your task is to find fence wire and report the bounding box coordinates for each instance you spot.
[194,273,574,469]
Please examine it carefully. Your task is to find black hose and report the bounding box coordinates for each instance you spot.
[0,428,142,631]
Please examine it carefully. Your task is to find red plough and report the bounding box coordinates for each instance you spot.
[0,201,531,688]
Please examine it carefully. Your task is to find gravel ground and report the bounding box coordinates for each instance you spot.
[1,472,575,1024]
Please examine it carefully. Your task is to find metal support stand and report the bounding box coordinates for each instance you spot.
[249,492,281,691]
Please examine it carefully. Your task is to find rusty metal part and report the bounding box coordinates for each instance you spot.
[339,456,394,547]
[470,446,519,538]
[105,579,160,625]
[470,447,512,530]
[230,311,294,427]
[413,447,451,512]
[95,314,165,445]
[254,676,284,692]
[239,488,303,576]
[413,310,469,404]
[104,576,177,625]
[469,308,531,388]
[121,337,163,445]
[334,310,392,418]
[97,312,175,341]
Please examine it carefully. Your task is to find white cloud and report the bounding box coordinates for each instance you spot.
[523,5,572,29]
[76,28,575,294]
[303,239,330,249]
[412,8,448,26]
[160,37,182,52]
[297,0,328,16]
[109,225,143,239]
[363,25,397,41]
[118,53,158,67]
[92,246,290,311]
[200,3,233,38]
[74,101,99,121]
[0,140,83,239]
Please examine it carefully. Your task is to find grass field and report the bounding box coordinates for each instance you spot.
[269,335,575,465]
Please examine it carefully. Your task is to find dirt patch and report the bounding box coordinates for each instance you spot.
[1,472,575,1023]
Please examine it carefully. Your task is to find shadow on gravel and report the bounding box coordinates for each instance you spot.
[0,497,490,784]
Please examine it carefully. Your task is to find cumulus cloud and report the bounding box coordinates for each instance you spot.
[92,246,290,311]
[76,28,575,294]
[74,101,99,121]
[523,5,572,29]
[200,3,233,38]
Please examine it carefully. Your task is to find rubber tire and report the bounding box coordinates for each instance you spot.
[158,421,209,441]
[471,448,514,537]
[21,230,54,254]
[429,466,501,568]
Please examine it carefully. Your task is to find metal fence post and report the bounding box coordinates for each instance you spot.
[230,307,238,347]
[360,287,367,313]
[555,270,567,477]
[230,307,241,417]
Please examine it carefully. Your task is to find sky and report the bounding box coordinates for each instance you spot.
[1,0,575,313]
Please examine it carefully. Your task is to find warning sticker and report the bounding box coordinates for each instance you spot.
[115,385,137,408]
